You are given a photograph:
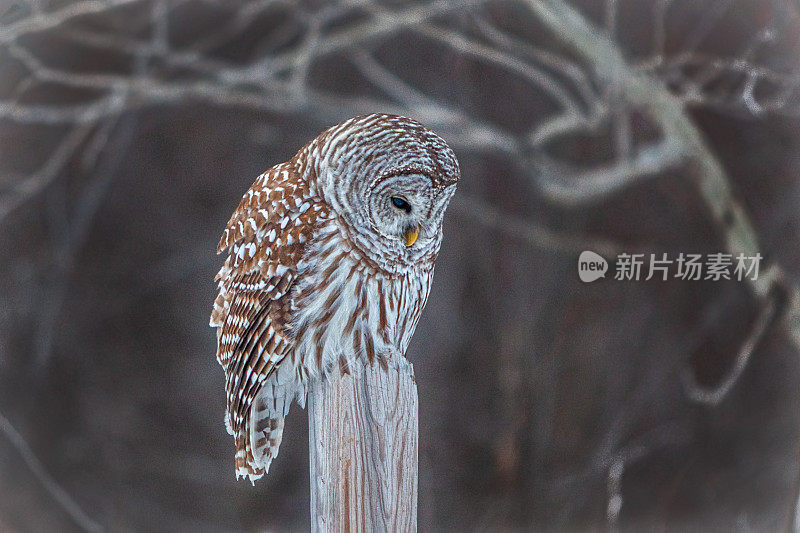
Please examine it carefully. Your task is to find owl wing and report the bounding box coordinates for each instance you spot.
[211,162,326,481]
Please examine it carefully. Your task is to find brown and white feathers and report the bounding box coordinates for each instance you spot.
[211,114,459,481]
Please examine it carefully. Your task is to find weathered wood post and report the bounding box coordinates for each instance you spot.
[308,358,418,532]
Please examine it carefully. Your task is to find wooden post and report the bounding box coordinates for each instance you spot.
[308,358,418,532]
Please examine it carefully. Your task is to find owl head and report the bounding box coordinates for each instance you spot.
[309,114,460,269]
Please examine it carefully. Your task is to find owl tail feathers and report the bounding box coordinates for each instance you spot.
[232,382,299,484]
[234,439,266,484]
[233,412,278,484]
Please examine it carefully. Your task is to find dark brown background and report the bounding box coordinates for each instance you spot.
[1,0,799,531]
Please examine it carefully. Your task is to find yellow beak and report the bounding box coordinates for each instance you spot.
[404,226,420,247]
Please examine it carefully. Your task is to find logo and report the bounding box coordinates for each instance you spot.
[578,250,608,282]
[577,251,761,282]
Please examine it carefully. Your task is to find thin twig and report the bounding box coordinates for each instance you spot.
[0,411,104,532]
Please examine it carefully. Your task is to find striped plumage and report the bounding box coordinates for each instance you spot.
[211,114,459,481]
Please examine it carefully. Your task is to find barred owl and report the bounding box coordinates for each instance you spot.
[210,114,459,481]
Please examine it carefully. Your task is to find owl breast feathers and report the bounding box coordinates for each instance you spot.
[210,114,459,481]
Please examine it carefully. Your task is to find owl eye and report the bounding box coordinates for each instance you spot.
[390,196,412,213]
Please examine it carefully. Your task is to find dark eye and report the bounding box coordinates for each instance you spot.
[390,196,412,213]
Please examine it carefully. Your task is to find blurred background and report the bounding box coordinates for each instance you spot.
[1,0,800,531]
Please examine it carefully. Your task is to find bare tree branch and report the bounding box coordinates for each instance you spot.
[0,411,103,532]
[449,194,625,256]
[682,294,777,406]
[526,0,800,354]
